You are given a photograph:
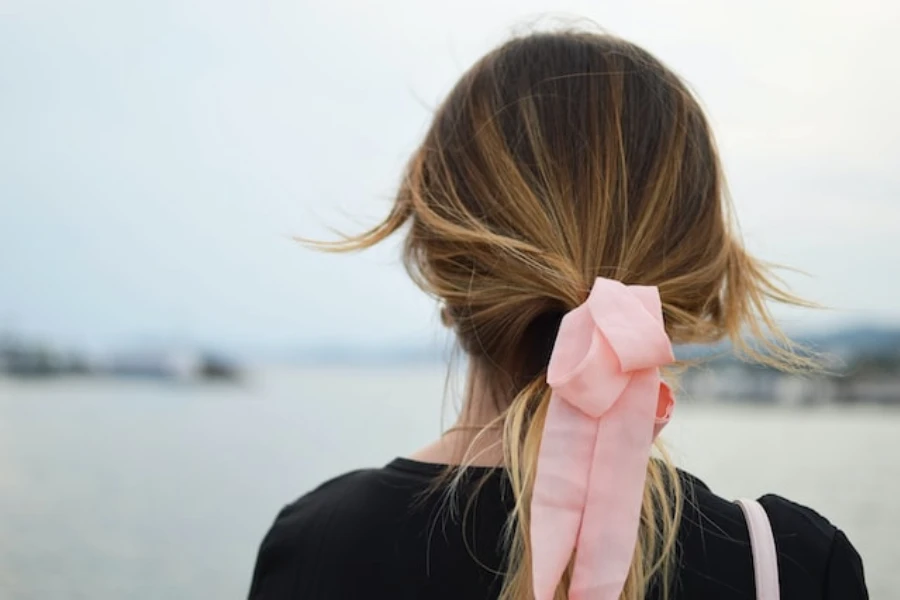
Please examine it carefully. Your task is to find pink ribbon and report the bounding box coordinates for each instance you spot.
[530,277,675,600]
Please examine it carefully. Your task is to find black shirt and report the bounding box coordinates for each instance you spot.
[248,458,867,599]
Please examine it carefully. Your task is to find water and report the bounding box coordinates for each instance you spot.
[0,367,896,599]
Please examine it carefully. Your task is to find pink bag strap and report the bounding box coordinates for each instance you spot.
[735,498,780,600]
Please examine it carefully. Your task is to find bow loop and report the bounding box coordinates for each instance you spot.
[585,278,674,372]
[547,306,632,419]
[654,381,675,437]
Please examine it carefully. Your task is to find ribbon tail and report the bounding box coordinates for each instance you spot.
[568,372,659,600]
[531,393,597,600]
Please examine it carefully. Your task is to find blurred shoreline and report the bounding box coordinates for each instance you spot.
[1,325,899,406]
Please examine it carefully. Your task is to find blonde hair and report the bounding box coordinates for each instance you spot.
[311,30,810,600]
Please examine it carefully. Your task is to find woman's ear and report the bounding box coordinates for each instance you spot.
[440,306,454,327]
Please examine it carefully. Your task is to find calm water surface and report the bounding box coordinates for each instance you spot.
[0,367,896,599]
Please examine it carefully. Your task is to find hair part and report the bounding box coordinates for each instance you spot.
[308,29,811,600]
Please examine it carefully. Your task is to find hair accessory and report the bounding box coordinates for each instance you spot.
[531,277,675,600]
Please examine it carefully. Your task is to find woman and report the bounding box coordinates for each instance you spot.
[248,31,868,599]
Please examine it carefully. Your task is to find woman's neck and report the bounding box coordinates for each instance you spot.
[408,367,505,467]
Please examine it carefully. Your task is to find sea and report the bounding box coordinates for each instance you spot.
[0,366,896,599]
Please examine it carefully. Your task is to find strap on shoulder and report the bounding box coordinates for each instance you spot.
[735,498,780,600]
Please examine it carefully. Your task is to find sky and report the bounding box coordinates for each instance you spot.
[1,0,899,352]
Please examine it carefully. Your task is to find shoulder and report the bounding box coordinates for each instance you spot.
[757,494,838,560]
[268,467,417,541]
[250,470,408,600]
[677,473,867,598]
[248,468,423,599]
[758,494,868,598]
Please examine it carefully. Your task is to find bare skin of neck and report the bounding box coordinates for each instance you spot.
[409,366,506,467]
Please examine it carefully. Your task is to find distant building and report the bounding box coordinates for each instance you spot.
[680,355,899,406]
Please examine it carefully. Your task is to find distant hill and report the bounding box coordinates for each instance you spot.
[673,325,900,367]
[801,326,900,357]
[284,325,900,367]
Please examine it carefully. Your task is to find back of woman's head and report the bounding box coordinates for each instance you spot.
[323,29,807,600]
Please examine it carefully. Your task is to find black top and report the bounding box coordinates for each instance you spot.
[248,458,867,599]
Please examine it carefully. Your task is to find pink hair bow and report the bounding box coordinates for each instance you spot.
[530,277,675,600]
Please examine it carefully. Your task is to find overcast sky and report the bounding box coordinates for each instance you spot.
[2,0,899,350]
